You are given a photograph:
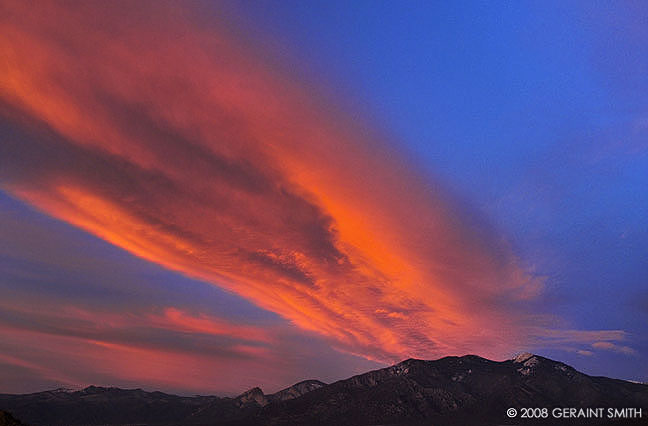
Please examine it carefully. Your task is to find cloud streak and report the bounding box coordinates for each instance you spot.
[591,341,637,356]
[0,196,382,394]
[0,0,622,367]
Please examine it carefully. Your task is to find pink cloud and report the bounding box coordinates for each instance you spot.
[592,341,637,356]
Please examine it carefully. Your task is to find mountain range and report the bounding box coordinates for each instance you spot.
[1,353,646,425]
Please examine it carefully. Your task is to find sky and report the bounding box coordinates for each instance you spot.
[0,0,646,395]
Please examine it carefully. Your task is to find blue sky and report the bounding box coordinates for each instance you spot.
[226,0,648,379]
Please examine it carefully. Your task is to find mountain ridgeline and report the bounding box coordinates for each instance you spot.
[1,354,646,426]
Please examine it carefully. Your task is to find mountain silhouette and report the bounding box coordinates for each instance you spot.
[1,353,646,425]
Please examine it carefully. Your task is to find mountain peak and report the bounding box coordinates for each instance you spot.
[81,385,105,394]
[235,387,268,407]
[269,380,327,402]
[512,352,541,375]
[512,352,536,363]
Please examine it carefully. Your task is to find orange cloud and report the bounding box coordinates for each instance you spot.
[1,0,549,363]
[150,308,274,344]
[0,302,274,357]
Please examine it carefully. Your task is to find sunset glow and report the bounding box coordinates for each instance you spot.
[1,0,645,394]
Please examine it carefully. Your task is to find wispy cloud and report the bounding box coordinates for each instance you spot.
[0,298,378,394]
[0,0,624,371]
[592,341,637,356]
